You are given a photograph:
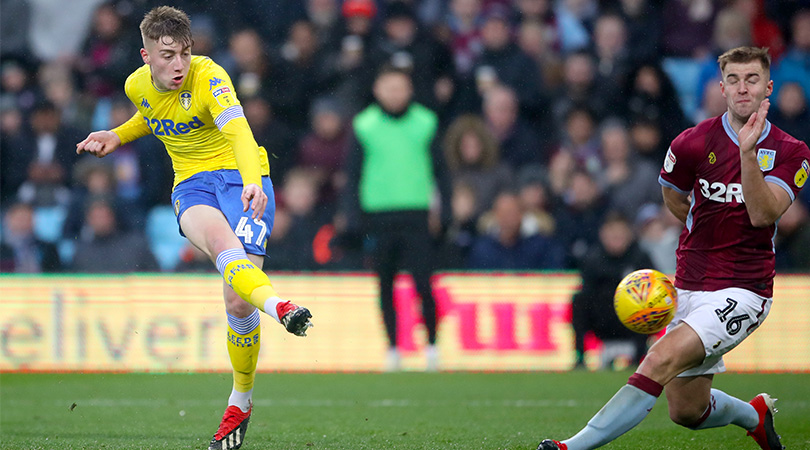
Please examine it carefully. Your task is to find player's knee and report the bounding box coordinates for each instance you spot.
[669,405,706,428]
[224,288,255,317]
[208,236,236,258]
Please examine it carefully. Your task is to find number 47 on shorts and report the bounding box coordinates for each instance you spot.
[234,217,267,245]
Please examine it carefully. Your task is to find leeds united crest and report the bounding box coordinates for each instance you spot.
[179,90,192,110]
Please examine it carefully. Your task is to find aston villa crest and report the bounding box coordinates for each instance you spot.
[757,148,776,172]
[179,90,192,110]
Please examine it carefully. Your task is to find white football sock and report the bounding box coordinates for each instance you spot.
[690,389,758,430]
[228,388,253,413]
[563,384,658,450]
[263,296,284,323]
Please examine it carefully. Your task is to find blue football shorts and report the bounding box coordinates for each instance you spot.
[170,169,275,256]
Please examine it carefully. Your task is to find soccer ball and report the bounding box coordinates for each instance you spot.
[614,269,678,334]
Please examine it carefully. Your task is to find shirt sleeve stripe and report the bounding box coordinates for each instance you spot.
[764,175,796,202]
[658,175,690,195]
[214,105,245,130]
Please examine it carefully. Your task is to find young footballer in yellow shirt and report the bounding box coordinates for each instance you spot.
[76,6,313,450]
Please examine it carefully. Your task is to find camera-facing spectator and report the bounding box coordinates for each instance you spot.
[636,203,679,274]
[276,20,338,130]
[62,158,133,242]
[554,169,609,268]
[599,120,661,220]
[768,82,810,143]
[39,62,94,130]
[616,0,661,63]
[1,61,37,114]
[0,101,29,204]
[297,97,351,203]
[78,3,141,98]
[367,1,454,110]
[70,198,159,273]
[775,200,810,271]
[443,114,513,217]
[517,19,563,92]
[446,0,483,75]
[331,0,379,115]
[243,96,297,183]
[629,115,668,165]
[571,211,653,369]
[694,78,728,123]
[556,105,601,176]
[513,0,561,52]
[482,85,546,168]
[273,167,331,271]
[693,6,753,117]
[591,13,633,90]
[660,0,717,58]
[0,202,62,273]
[516,165,556,238]
[624,62,692,145]
[468,191,565,270]
[473,4,545,119]
[437,181,480,269]
[15,101,83,207]
[552,51,614,126]
[772,8,810,103]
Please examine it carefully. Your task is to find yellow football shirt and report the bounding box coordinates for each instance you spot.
[114,55,270,187]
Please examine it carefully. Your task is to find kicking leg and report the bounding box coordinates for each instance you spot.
[180,205,312,335]
[539,323,705,450]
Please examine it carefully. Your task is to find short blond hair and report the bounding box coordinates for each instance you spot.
[717,46,771,73]
[140,6,192,48]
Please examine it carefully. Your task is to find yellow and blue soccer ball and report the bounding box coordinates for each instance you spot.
[614,269,678,334]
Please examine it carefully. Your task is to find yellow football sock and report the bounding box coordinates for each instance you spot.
[227,322,261,394]
[216,249,279,312]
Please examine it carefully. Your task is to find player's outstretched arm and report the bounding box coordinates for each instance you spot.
[76,131,122,158]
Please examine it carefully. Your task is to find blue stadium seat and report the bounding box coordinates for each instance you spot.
[57,239,76,266]
[662,57,702,121]
[145,205,187,271]
[33,206,67,243]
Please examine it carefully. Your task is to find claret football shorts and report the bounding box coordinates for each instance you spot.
[171,169,275,256]
[669,287,772,377]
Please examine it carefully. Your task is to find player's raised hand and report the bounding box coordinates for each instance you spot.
[738,98,770,156]
[241,183,267,220]
[76,131,121,158]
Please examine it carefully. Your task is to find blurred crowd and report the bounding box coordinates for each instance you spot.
[1,0,809,274]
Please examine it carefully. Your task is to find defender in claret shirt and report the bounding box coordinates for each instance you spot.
[76,7,313,449]
[536,47,809,450]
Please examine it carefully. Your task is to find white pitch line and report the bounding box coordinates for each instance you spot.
[2,398,593,409]
[12,398,808,410]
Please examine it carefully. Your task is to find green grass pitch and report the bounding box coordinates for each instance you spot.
[1,372,808,449]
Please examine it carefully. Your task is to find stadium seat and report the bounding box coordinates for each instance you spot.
[33,206,68,243]
[662,57,702,121]
[145,205,187,271]
[57,239,76,266]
